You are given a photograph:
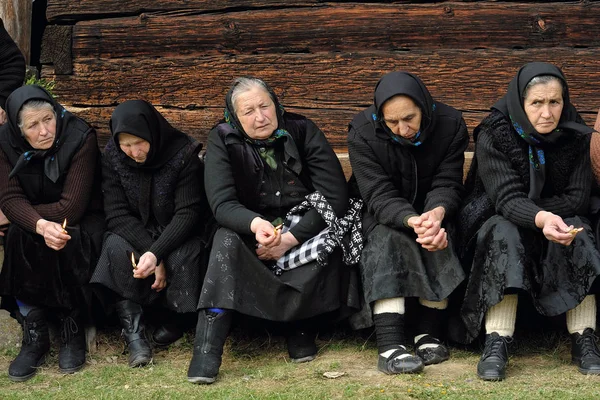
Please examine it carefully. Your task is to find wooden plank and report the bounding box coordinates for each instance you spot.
[40,25,73,74]
[0,0,32,64]
[40,49,600,113]
[64,2,600,59]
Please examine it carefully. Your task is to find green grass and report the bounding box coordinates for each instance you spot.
[1,327,600,400]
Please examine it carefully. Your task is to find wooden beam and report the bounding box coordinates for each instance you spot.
[64,2,600,58]
[0,0,32,64]
[40,49,600,113]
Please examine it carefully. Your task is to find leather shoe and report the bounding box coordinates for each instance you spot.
[378,347,424,374]
[572,328,600,375]
[477,332,511,381]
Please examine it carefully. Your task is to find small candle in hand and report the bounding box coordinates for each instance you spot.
[62,218,68,234]
[274,224,283,235]
[131,252,137,270]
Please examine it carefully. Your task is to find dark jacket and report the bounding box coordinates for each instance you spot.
[458,109,591,250]
[0,19,25,110]
[102,138,204,261]
[348,102,468,233]
[205,112,348,243]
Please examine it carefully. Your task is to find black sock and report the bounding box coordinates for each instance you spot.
[373,313,405,353]
[416,306,446,340]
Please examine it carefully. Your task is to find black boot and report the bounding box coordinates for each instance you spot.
[58,314,87,374]
[8,309,50,382]
[477,332,511,381]
[115,300,153,368]
[152,314,184,347]
[286,330,317,363]
[187,310,233,384]
[572,328,600,375]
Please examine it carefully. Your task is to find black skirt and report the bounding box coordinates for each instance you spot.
[454,215,600,344]
[0,216,103,311]
[359,223,465,305]
[90,232,205,313]
[197,227,360,322]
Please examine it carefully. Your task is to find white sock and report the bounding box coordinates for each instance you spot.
[373,297,405,315]
[567,295,596,335]
[380,346,410,359]
[419,298,448,310]
[485,294,518,337]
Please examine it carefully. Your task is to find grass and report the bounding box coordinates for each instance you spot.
[1,320,600,400]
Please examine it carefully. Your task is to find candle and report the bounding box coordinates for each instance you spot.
[62,218,68,233]
[131,252,137,270]
[274,223,283,235]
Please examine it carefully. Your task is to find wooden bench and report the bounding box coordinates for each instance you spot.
[337,151,474,181]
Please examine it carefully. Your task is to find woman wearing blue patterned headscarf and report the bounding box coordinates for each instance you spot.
[456,62,600,381]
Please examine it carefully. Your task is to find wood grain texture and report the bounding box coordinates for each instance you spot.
[41,49,600,112]
[63,2,600,58]
[0,0,32,63]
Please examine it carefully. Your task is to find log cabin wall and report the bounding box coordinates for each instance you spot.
[41,1,600,151]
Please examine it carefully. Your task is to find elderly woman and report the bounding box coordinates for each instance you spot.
[0,18,25,125]
[189,77,358,384]
[457,62,600,381]
[0,85,104,381]
[348,71,468,374]
[90,100,207,368]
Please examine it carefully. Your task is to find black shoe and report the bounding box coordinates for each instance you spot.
[187,310,233,384]
[415,335,450,365]
[8,309,50,382]
[572,328,600,375]
[477,333,511,381]
[152,323,184,347]
[286,331,317,363]
[58,315,87,374]
[377,347,424,374]
[115,300,153,368]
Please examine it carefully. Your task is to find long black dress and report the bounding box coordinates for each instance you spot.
[0,85,104,313]
[198,88,359,322]
[90,100,208,313]
[347,72,468,328]
[453,62,600,344]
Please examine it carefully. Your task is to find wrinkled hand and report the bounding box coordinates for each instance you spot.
[256,232,299,261]
[0,108,6,125]
[535,211,576,246]
[151,261,167,292]
[36,218,71,250]
[407,206,448,251]
[0,209,10,237]
[251,217,282,247]
[133,251,158,279]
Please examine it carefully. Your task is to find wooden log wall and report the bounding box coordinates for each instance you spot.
[1,0,32,64]
[41,1,600,151]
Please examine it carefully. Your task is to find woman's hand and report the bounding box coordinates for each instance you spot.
[0,107,6,125]
[35,218,71,250]
[535,211,576,246]
[250,217,282,247]
[133,251,158,279]
[407,206,448,251]
[151,261,167,292]
[256,232,299,261]
[0,209,10,237]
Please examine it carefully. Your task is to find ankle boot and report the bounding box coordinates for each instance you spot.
[8,309,50,382]
[58,314,87,374]
[187,310,233,384]
[152,313,184,347]
[115,300,153,367]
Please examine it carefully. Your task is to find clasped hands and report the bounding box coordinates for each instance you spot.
[251,217,299,261]
[407,206,448,252]
[132,251,167,292]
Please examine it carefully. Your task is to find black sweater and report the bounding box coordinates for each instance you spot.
[348,103,468,231]
[102,138,204,261]
[204,115,348,243]
[460,110,591,242]
[0,19,25,110]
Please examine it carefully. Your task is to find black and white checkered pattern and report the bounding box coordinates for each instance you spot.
[273,191,364,274]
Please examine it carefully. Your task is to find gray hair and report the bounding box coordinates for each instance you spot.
[230,77,271,115]
[17,100,56,130]
[523,75,565,100]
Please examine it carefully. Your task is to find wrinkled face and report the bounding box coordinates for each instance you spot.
[20,108,57,150]
[118,132,150,163]
[381,95,422,140]
[523,80,564,134]
[234,87,278,140]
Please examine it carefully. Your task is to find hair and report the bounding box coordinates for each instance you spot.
[522,75,565,100]
[229,77,272,115]
[17,100,56,130]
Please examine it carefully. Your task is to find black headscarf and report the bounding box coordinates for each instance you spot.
[109,100,190,170]
[372,71,437,147]
[1,84,87,182]
[222,77,292,170]
[492,62,593,200]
